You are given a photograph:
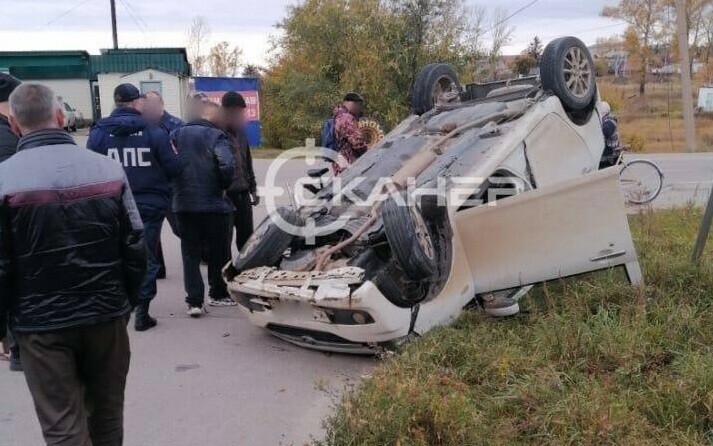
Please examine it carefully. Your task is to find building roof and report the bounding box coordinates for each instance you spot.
[0,48,191,81]
[0,50,92,80]
[91,48,190,76]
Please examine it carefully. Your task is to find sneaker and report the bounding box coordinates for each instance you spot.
[9,349,22,372]
[187,306,206,318]
[482,294,519,317]
[209,297,237,307]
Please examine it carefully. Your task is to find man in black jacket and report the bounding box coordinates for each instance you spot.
[0,73,22,372]
[171,101,236,315]
[0,83,146,446]
[222,91,258,251]
[0,73,21,164]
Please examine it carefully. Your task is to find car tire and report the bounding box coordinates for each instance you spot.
[411,63,462,115]
[540,36,596,112]
[232,207,303,272]
[382,196,437,280]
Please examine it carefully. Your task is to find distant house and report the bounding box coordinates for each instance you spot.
[697,86,713,112]
[651,61,705,75]
[92,48,191,118]
[0,48,191,121]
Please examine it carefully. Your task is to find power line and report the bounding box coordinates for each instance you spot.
[507,21,627,48]
[40,0,93,28]
[117,0,149,38]
[121,0,150,31]
[486,0,540,33]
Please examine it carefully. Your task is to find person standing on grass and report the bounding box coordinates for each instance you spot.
[221,91,258,251]
[331,92,368,175]
[171,101,236,316]
[144,90,184,279]
[0,73,22,372]
[87,83,185,332]
[0,83,146,446]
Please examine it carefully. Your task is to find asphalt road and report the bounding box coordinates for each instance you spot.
[2,145,713,446]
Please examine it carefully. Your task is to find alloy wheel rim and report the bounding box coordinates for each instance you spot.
[563,47,592,99]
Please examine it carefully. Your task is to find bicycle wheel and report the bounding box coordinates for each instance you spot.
[619,159,664,205]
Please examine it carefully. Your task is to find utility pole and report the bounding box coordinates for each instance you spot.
[686,0,711,263]
[676,0,695,153]
[110,0,118,49]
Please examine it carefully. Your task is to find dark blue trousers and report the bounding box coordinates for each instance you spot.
[138,206,166,303]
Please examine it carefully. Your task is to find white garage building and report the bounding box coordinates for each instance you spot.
[97,68,189,118]
[0,48,192,121]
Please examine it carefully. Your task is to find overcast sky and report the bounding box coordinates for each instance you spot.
[0,0,628,66]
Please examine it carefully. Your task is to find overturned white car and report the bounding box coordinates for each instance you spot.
[224,37,643,354]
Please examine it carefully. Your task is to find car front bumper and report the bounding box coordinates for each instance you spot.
[226,267,412,353]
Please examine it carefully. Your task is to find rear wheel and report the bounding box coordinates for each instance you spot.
[541,36,596,112]
[411,63,461,115]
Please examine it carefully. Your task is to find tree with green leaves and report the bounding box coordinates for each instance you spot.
[262,0,515,148]
[527,36,543,62]
[602,0,666,95]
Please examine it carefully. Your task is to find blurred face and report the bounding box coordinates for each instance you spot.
[187,98,206,121]
[345,100,364,117]
[204,104,224,128]
[144,93,164,123]
[223,107,247,130]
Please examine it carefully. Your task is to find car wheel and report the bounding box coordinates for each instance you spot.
[232,207,303,272]
[382,196,437,280]
[411,63,462,115]
[540,36,596,112]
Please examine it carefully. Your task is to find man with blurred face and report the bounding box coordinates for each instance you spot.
[144,90,184,279]
[87,83,185,332]
[331,92,367,175]
[221,91,258,251]
[171,100,236,315]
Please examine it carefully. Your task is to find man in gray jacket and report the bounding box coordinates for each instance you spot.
[0,83,146,446]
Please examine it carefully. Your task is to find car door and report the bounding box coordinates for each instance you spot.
[453,167,643,294]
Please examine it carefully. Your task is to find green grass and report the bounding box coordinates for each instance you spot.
[319,206,713,446]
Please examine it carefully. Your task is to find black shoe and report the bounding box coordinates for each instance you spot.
[157,269,166,280]
[134,302,157,332]
[9,349,22,372]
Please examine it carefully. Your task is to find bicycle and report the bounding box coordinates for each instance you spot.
[611,146,665,205]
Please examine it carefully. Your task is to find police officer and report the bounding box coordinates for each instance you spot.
[87,83,185,331]
[144,90,184,279]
